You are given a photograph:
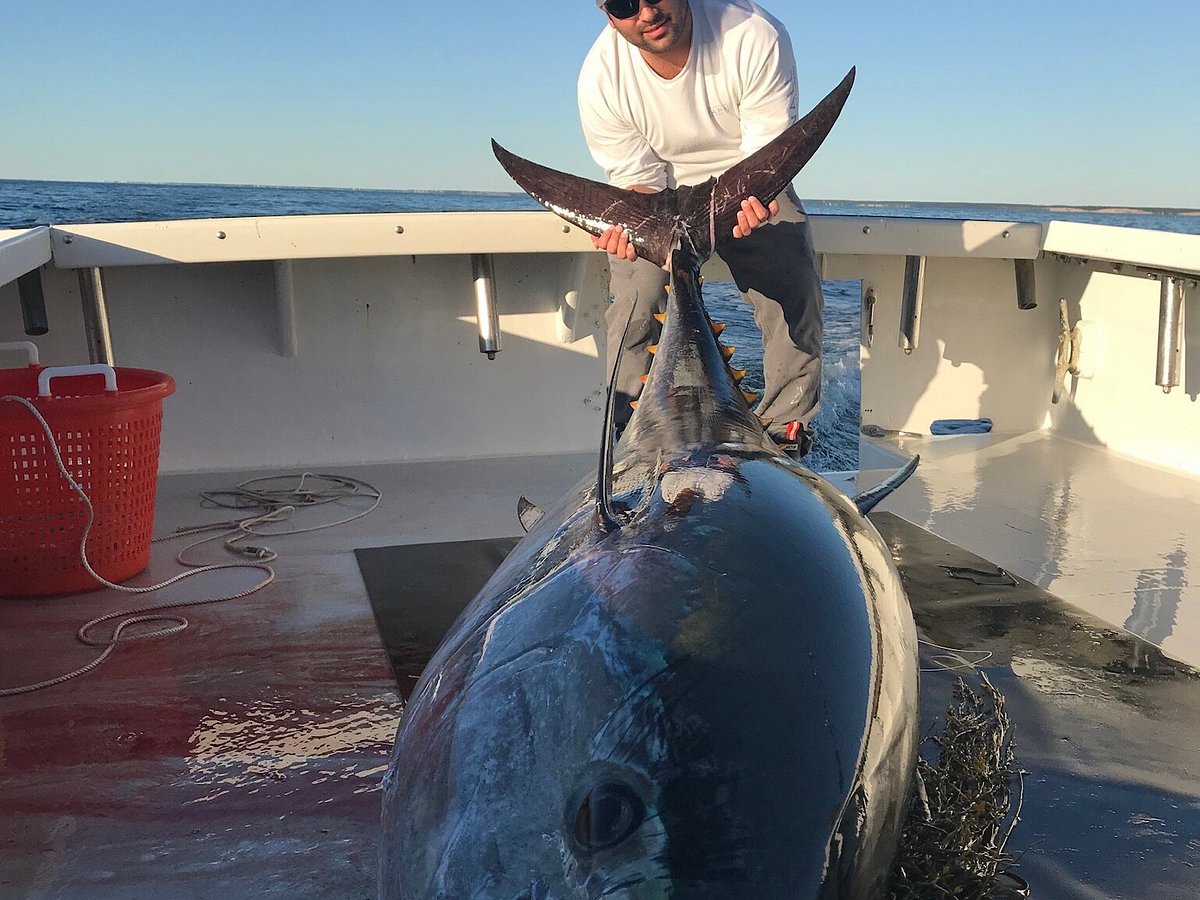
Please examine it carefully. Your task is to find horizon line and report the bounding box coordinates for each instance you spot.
[1,177,1197,215]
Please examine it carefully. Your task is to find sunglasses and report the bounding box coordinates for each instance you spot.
[603,0,662,21]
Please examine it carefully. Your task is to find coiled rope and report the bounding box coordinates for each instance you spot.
[0,395,380,696]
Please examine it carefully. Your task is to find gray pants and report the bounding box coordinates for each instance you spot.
[605,188,823,431]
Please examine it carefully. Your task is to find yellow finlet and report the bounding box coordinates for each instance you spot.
[654,313,666,324]
[729,368,747,382]
[710,322,726,336]
[648,344,658,355]
[742,390,760,405]
[720,345,735,361]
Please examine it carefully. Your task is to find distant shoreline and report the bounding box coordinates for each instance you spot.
[1047,205,1200,217]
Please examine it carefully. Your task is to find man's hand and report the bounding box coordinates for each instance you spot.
[732,196,780,238]
[592,224,638,261]
[592,184,660,263]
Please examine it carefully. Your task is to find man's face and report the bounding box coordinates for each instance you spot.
[607,0,692,57]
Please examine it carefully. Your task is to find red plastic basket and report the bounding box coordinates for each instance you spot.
[1,360,175,597]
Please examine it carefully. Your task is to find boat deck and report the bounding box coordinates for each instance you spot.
[0,454,593,899]
[868,429,1200,668]
[2,444,1199,898]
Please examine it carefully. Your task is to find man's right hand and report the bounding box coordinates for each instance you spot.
[593,184,661,262]
[592,224,638,261]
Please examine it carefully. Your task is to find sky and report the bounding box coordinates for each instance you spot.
[1,0,1196,207]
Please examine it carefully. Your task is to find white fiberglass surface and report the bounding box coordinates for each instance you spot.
[150,439,1200,672]
[867,432,1200,668]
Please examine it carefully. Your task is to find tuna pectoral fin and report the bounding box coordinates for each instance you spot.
[852,454,920,516]
[517,496,544,533]
[709,67,856,242]
[491,140,678,266]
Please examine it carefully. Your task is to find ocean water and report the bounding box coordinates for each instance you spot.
[3,179,1197,471]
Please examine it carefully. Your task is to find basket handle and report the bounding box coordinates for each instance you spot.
[38,364,118,397]
[0,341,41,367]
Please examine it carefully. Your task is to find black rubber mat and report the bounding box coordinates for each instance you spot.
[870,512,1200,899]
[355,537,519,699]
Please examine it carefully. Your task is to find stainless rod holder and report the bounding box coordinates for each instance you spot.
[899,255,926,354]
[1015,258,1037,310]
[77,267,114,365]
[1156,277,1186,393]
[471,254,501,359]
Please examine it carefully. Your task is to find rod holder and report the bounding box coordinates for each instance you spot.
[17,270,49,335]
[1156,276,1186,393]
[1014,258,1037,310]
[77,267,114,365]
[471,254,501,360]
[273,260,298,357]
[899,255,926,354]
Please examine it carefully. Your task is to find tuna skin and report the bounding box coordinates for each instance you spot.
[381,67,918,898]
[379,264,918,900]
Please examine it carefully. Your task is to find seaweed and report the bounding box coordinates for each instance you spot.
[888,673,1028,899]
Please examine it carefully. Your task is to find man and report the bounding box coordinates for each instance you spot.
[580,0,824,458]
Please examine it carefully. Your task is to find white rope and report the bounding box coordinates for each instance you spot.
[0,395,379,696]
[919,638,994,674]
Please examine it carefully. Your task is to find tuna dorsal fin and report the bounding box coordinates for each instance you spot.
[596,307,638,532]
[491,67,855,266]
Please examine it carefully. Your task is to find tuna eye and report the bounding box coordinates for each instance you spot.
[573,782,645,850]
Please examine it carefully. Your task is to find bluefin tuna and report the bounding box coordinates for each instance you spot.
[380,68,920,899]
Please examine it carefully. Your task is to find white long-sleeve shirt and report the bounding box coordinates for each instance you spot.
[578,0,799,190]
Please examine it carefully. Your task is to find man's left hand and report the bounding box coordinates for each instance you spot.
[732,196,780,239]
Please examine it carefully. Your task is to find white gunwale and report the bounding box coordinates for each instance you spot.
[0,226,53,285]
[44,212,1047,269]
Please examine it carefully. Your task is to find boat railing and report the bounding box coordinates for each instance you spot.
[2,212,1197,476]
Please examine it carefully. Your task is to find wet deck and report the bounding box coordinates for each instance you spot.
[2,455,1199,898]
[0,455,592,898]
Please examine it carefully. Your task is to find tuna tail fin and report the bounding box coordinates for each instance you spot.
[490,140,683,266]
[707,67,855,254]
[491,67,855,266]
